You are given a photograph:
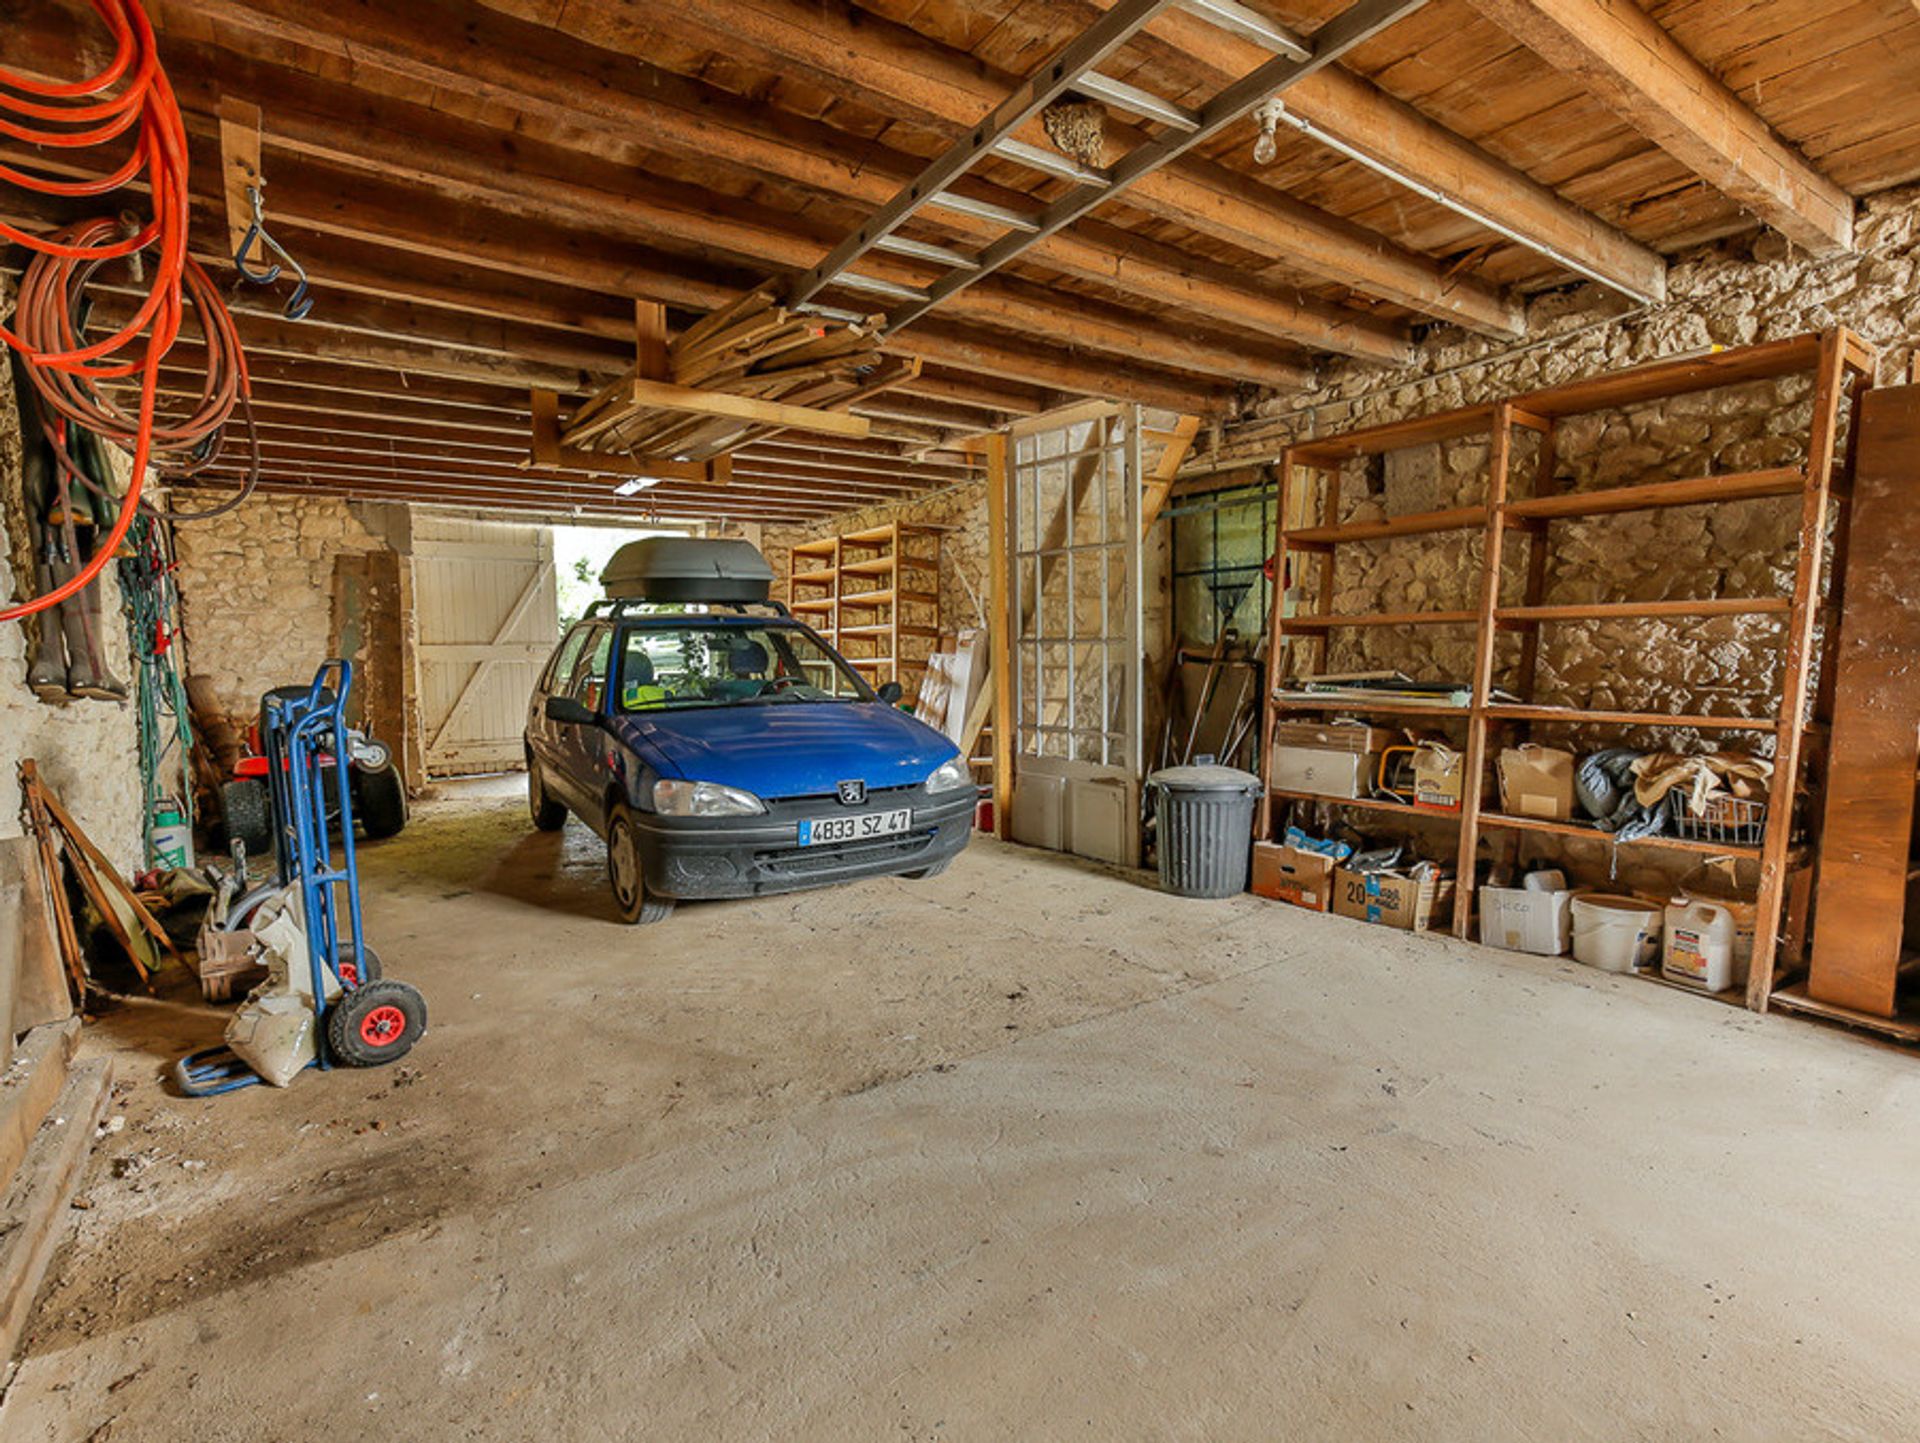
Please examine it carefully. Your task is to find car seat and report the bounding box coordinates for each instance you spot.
[622,649,670,710]
[710,638,771,701]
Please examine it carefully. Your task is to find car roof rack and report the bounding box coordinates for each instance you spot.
[586,598,793,621]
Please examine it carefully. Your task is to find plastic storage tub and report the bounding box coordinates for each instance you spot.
[1569,893,1663,973]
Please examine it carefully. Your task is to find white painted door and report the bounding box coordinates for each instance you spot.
[412,513,560,776]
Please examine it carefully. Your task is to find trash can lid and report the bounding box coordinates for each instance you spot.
[1148,764,1262,793]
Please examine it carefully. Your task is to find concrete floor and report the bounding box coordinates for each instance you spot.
[5,779,1920,1441]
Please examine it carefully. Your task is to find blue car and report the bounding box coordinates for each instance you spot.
[524,539,975,923]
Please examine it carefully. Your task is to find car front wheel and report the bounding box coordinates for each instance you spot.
[606,803,673,925]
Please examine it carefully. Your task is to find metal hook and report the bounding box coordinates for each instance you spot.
[233,184,315,319]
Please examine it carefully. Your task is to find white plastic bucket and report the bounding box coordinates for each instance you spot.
[1570,893,1663,973]
[1664,899,1737,992]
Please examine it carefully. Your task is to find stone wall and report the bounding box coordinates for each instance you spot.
[1200,183,1920,728]
[0,278,145,876]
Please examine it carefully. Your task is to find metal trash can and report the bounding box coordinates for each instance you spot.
[1148,764,1262,899]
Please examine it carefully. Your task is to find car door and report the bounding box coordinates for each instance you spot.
[528,622,592,785]
[552,624,615,817]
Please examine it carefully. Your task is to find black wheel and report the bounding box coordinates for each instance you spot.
[606,803,672,925]
[528,759,567,831]
[354,763,408,839]
[221,778,272,857]
[336,942,383,989]
[326,979,427,1067]
[905,857,953,880]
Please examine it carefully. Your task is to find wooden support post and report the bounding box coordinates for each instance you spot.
[635,299,671,383]
[217,96,264,267]
[1451,405,1516,939]
[1748,331,1856,1010]
[986,431,1014,841]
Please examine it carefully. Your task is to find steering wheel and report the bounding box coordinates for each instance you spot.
[757,675,805,696]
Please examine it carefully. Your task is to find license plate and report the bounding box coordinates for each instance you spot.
[798,808,912,846]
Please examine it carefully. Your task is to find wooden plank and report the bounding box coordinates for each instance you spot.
[1290,406,1500,465]
[1504,467,1806,518]
[1769,985,1920,1045]
[1283,610,1480,629]
[635,299,670,383]
[1453,404,1515,938]
[1478,812,1763,859]
[1518,335,1823,417]
[1749,331,1867,1011]
[1468,0,1854,254]
[1285,504,1487,544]
[1806,385,1920,1018]
[1483,704,1778,731]
[614,377,872,439]
[0,1019,79,1202]
[1494,598,1792,624]
[1140,414,1202,537]
[216,95,262,264]
[986,432,1014,840]
[0,1059,110,1370]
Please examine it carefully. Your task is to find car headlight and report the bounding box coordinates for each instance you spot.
[652,779,766,816]
[924,757,973,795]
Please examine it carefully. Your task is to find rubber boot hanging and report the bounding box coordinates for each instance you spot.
[53,539,128,703]
[25,550,68,702]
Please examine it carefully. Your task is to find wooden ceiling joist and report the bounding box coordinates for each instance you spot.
[1467,0,1855,255]
[154,7,1418,361]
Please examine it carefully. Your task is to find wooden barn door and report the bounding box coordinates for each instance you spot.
[411,514,559,776]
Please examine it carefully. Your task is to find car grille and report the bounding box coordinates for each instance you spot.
[754,829,937,879]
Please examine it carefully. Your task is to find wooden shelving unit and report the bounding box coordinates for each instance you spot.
[1259,329,1879,1015]
[785,522,942,701]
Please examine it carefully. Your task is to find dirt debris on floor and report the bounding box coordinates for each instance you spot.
[4,779,1919,1441]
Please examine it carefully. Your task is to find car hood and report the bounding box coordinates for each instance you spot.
[615,701,959,800]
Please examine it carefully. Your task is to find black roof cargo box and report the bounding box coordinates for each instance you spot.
[600,537,775,604]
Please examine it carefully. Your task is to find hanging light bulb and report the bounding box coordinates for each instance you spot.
[1252,97,1286,165]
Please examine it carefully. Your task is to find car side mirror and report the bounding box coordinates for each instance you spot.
[876,681,904,705]
[545,695,599,726]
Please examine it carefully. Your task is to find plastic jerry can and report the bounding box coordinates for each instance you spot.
[151,799,194,872]
[1663,898,1736,992]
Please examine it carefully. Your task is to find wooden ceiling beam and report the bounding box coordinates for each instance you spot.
[148,12,1396,363]
[1466,0,1854,254]
[452,0,1517,333]
[548,0,1660,305]
[183,472,835,522]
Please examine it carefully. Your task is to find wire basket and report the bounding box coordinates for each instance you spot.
[1665,790,1768,845]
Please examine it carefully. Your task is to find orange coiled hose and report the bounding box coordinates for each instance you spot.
[1,0,249,622]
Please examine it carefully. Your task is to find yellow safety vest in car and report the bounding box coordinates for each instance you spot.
[623,682,670,710]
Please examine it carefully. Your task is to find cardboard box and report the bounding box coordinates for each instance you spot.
[1413,746,1464,812]
[1497,745,1576,821]
[1331,866,1455,933]
[1477,886,1573,955]
[1271,721,1396,754]
[1251,841,1336,911]
[1270,744,1372,799]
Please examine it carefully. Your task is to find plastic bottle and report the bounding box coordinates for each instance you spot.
[151,798,194,872]
[1663,898,1736,992]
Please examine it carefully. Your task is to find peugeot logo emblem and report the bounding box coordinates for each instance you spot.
[836,779,866,806]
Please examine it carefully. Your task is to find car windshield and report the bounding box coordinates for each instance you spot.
[615,622,874,712]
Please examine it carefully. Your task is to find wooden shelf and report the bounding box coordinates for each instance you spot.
[784,520,942,702]
[1284,610,1478,631]
[1482,704,1778,732]
[1494,598,1791,625]
[1271,693,1472,717]
[1258,329,1878,1017]
[1270,788,1460,820]
[1504,468,1805,520]
[1479,811,1764,858]
[1284,505,1487,547]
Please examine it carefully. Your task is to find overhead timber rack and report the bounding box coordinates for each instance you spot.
[1260,329,1877,1016]
[782,0,1431,334]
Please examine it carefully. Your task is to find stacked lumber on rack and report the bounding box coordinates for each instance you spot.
[559,291,912,462]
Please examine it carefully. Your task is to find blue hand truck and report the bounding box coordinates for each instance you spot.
[177,661,427,1095]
